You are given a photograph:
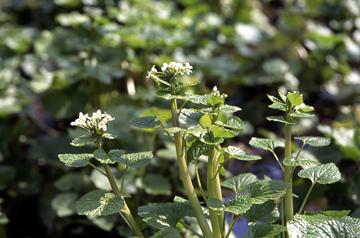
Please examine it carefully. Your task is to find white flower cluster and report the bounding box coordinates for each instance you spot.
[146,62,193,81]
[212,86,227,98]
[70,110,115,134]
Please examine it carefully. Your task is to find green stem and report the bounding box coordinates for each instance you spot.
[284,124,294,231]
[271,150,284,172]
[298,182,315,214]
[224,214,238,238]
[103,165,144,238]
[195,164,208,201]
[171,99,214,238]
[207,146,224,238]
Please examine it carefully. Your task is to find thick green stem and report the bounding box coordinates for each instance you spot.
[103,165,144,238]
[207,146,224,238]
[284,124,294,231]
[171,99,214,238]
[298,182,315,214]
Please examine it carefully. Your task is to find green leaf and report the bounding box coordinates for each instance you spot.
[58,153,93,167]
[186,94,209,105]
[138,200,194,229]
[288,213,360,238]
[244,201,278,223]
[130,116,161,129]
[207,198,225,211]
[76,190,124,216]
[297,163,341,184]
[289,111,314,118]
[179,109,203,128]
[221,173,258,194]
[249,137,284,152]
[283,151,320,168]
[70,134,95,147]
[199,113,212,128]
[225,195,252,215]
[210,125,238,138]
[295,136,331,147]
[187,140,208,162]
[266,116,296,124]
[208,94,225,107]
[215,116,244,130]
[287,91,303,107]
[94,148,114,164]
[245,180,288,204]
[51,193,77,217]
[224,146,261,161]
[151,227,182,238]
[112,151,153,168]
[139,174,171,195]
[248,223,285,238]
[219,104,242,113]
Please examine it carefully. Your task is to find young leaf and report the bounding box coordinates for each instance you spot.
[219,104,242,113]
[58,153,93,167]
[245,180,288,204]
[215,116,244,130]
[130,116,160,129]
[76,190,124,216]
[225,195,252,215]
[297,163,341,184]
[210,125,238,138]
[295,136,331,147]
[70,134,95,147]
[249,137,284,152]
[288,213,360,238]
[199,113,212,128]
[94,148,114,164]
[224,146,261,161]
[221,173,258,194]
[287,91,303,107]
[138,201,194,229]
[266,116,296,124]
[113,151,153,168]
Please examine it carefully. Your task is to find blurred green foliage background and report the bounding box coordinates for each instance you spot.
[0,0,359,237]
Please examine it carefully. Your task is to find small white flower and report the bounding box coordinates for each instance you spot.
[70,110,114,134]
[160,62,193,76]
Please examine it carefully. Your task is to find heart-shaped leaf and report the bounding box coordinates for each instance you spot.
[295,136,331,147]
[221,173,258,194]
[298,163,341,184]
[249,137,284,152]
[225,195,252,215]
[76,190,124,216]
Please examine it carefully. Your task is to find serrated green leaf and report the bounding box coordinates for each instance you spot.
[224,146,261,161]
[266,116,296,124]
[295,136,331,147]
[94,148,114,164]
[76,190,124,216]
[215,116,244,130]
[245,180,288,204]
[244,201,278,223]
[289,111,314,118]
[58,153,93,167]
[70,134,95,147]
[138,201,194,229]
[130,116,161,129]
[221,173,258,194]
[113,151,153,168]
[298,163,341,184]
[249,137,284,152]
[207,198,224,211]
[288,213,360,238]
[287,91,303,107]
[51,193,77,217]
[208,94,225,106]
[140,174,171,195]
[248,223,285,238]
[186,94,209,105]
[187,140,208,162]
[179,109,203,128]
[225,195,252,215]
[283,151,320,168]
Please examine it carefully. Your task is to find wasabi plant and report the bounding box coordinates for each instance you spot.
[58,63,360,238]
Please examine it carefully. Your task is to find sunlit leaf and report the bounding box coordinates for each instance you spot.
[58,153,93,167]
